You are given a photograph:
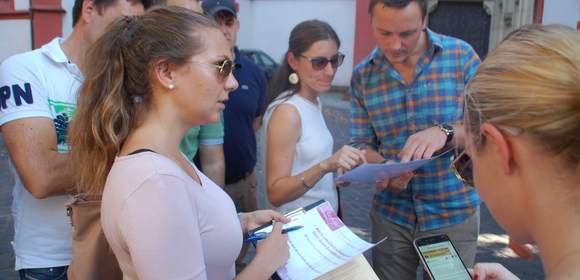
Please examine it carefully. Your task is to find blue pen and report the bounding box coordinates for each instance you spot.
[244,225,303,243]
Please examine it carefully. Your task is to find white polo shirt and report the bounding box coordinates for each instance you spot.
[0,37,79,269]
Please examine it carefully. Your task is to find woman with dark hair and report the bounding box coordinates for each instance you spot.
[68,6,288,279]
[260,20,366,214]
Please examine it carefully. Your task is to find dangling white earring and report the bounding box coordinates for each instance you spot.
[168,84,175,90]
[288,73,299,85]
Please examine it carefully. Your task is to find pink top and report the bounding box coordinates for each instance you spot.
[101,152,242,280]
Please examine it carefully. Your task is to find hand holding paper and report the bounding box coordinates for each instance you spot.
[321,145,366,173]
[336,148,453,185]
[376,169,414,193]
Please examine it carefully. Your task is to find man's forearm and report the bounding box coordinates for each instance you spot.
[16,151,74,198]
[202,161,225,187]
[2,118,75,199]
[199,144,225,187]
[44,152,75,195]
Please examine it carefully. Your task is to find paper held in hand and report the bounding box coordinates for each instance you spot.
[251,200,384,280]
[336,148,454,184]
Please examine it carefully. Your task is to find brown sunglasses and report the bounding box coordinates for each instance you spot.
[451,150,474,186]
[191,58,240,81]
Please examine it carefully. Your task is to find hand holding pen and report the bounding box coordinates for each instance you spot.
[239,210,289,235]
[245,225,303,243]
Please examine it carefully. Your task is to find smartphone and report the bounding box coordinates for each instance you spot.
[413,234,472,280]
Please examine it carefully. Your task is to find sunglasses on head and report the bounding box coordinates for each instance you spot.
[451,150,474,186]
[191,58,239,81]
[299,52,345,71]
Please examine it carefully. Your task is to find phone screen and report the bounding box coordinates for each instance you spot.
[417,239,471,280]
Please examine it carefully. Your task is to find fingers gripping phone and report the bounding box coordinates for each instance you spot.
[413,234,472,280]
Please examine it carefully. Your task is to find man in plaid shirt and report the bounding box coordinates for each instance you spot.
[349,0,481,278]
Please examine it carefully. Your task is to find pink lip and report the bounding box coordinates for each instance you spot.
[217,103,225,110]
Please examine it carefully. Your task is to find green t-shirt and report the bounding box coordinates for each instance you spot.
[180,115,224,160]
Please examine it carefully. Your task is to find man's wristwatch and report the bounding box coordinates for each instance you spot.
[438,123,454,146]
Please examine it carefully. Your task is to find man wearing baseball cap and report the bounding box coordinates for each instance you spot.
[203,0,237,15]
[202,0,268,273]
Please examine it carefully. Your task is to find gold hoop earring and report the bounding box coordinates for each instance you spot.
[288,73,299,85]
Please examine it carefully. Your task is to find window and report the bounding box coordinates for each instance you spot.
[258,53,276,67]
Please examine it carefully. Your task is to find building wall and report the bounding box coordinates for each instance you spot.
[62,0,75,37]
[354,0,374,67]
[4,0,575,73]
[0,0,31,61]
[0,0,64,62]
[236,0,356,86]
[542,0,580,29]
[0,19,32,61]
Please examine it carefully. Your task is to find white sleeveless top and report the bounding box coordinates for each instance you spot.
[260,91,338,213]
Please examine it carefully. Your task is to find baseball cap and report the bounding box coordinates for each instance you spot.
[202,0,237,17]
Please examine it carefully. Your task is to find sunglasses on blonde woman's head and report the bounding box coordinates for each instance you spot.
[451,150,474,186]
[299,52,345,71]
[190,58,239,81]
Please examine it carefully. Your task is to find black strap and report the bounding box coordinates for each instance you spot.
[127,149,157,155]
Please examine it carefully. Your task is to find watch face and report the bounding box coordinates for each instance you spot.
[440,124,453,134]
[440,124,454,144]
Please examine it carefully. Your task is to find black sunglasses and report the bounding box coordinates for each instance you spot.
[299,52,345,71]
[191,58,239,81]
[451,150,473,186]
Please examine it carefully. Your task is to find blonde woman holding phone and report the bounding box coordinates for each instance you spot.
[454,24,580,280]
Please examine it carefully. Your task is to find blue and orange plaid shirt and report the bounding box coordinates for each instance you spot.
[349,29,481,231]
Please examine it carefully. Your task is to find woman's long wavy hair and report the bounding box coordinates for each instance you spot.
[68,6,218,195]
[266,20,340,107]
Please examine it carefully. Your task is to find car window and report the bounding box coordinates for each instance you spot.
[246,53,258,64]
[258,53,276,67]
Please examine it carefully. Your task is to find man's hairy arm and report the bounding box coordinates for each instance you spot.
[2,118,73,198]
[199,144,225,187]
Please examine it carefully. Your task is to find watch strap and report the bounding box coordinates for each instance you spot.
[438,123,454,145]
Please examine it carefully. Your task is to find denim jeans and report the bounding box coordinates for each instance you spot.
[18,266,68,280]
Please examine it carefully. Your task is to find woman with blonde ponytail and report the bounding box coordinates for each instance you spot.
[69,6,289,279]
[455,24,580,279]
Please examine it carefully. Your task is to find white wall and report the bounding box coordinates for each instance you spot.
[542,0,580,28]
[236,0,356,86]
[0,20,32,62]
[62,0,76,38]
[1,0,73,63]
[13,0,29,10]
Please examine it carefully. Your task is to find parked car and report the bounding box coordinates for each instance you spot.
[239,49,279,82]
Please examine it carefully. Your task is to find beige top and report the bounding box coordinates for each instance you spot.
[101,151,242,280]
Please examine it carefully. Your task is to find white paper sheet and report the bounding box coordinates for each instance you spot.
[336,149,453,184]
[255,201,382,280]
